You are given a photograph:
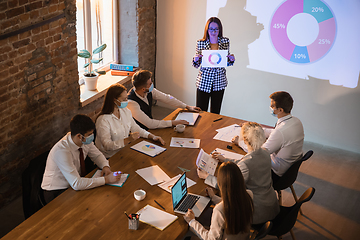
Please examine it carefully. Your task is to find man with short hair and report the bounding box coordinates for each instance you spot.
[41,114,120,204]
[127,70,201,130]
[237,91,304,180]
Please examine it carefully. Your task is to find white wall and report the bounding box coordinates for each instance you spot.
[156,0,360,153]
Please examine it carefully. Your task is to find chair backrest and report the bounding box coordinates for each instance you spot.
[254,221,273,240]
[273,150,313,191]
[269,187,315,237]
[22,150,49,219]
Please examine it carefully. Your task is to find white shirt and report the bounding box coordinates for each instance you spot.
[127,88,187,129]
[41,132,109,191]
[95,107,150,158]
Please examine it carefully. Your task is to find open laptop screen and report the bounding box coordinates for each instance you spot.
[171,173,187,209]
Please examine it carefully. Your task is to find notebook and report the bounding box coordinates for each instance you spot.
[171,172,210,217]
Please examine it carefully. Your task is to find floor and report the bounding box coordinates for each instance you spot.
[1,105,360,239]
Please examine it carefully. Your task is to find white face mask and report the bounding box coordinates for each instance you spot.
[269,106,277,117]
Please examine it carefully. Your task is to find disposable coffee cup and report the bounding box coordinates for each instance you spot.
[174,124,185,133]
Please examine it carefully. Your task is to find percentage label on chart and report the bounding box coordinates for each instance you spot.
[294,54,306,59]
[273,23,285,29]
[312,7,324,12]
[319,39,331,44]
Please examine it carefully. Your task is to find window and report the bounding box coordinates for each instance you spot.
[76,0,118,77]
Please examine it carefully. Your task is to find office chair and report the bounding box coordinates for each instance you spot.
[251,221,273,240]
[22,150,49,219]
[272,150,313,214]
[267,187,315,240]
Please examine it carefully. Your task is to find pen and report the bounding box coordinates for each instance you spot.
[154,200,166,211]
[124,211,131,219]
[213,118,223,122]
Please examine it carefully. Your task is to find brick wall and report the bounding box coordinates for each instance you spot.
[0,0,156,210]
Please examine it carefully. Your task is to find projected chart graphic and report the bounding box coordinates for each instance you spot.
[270,0,336,63]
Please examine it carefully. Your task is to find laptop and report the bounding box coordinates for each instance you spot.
[171,172,210,217]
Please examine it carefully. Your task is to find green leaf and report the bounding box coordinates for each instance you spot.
[93,44,107,54]
[78,49,91,58]
[91,58,103,64]
[83,62,90,68]
[95,69,106,75]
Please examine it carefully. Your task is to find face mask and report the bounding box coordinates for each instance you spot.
[269,106,277,117]
[82,134,94,145]
[118,100,128,109]
[146,83,154,93]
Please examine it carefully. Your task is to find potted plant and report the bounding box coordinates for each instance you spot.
[78,43,107,90]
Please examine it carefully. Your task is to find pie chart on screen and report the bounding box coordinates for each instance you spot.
[270,0,336,64]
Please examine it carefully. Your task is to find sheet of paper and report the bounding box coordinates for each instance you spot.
[135,165,171,185]
[195,149,218,176]
[214,148,244,160]
[170,137,200,148]
[158,174,196,193]
[137,204,178,231]
[92,170,129,187]
[201,50,228,68]
[130,140,166,157]
[213,124,241,143]
[174,112,199,125]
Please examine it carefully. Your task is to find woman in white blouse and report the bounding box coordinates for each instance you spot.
[95,83,165,158]
[184,162,253,240]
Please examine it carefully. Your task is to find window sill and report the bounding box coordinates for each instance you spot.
[80,71,131,107]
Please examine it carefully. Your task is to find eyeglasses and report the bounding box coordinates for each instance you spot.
[208,28,219,32]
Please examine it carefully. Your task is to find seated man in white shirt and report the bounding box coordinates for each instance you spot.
[127,70,201,130]
[236,91,304,181]
[41,114,121,204]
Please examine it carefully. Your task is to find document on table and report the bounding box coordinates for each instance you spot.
[196,149,218,176]
[213,148,244,160]
[174,112,199,125]
[158,174,196,193]
[92,170,129,187]
[137,204,178,231]
[170,137,200,148]
[213,124,241,143]
[130,140,166,157]
[135,165,171,185]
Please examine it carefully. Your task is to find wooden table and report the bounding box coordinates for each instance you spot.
[3,109,248,240]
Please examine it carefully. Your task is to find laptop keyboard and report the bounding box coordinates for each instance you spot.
[177,194,200,212]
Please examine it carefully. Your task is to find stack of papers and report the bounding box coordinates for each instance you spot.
[170,137,200,148]
[137,205,178,231]
[135,165,171,185]
[158,174,196,193]
[130,141,166,157]
[92,170,129,187]
[213,124,241,143]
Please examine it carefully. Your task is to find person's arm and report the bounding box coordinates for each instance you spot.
[192,41,202,68]
[226,39,235,67]
[189,205,225,240]
[54,149,105,191]
[127,100,172,129]
[96,117,126,150]
[152,88,187,109]
[86,143,110,169]
[238,160,249,183]
[262,129,283,154]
